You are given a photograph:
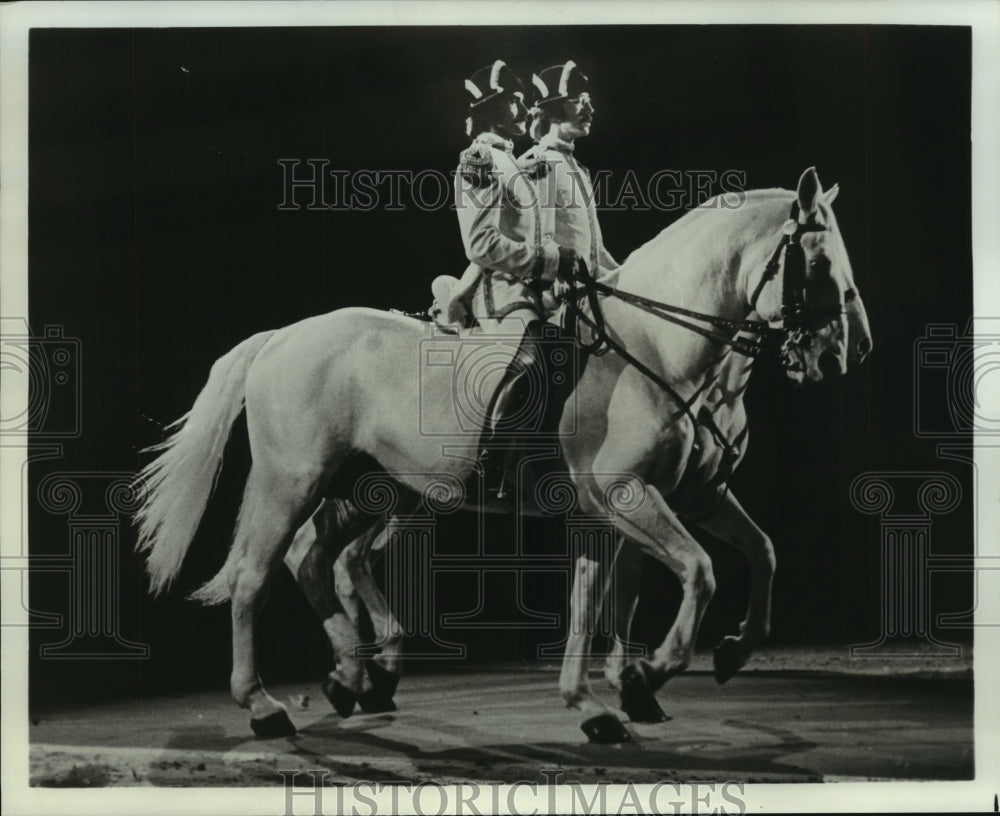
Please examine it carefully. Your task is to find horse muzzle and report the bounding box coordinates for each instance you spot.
[780,315,849,383]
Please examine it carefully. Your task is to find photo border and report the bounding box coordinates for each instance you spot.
[2,1,998,813]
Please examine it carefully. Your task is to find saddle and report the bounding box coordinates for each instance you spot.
[394,280,587,505]
[429,273,562,333]
[429,274,469,331]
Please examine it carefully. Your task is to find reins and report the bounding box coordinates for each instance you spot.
[567,198,837,401]
[570,294,740,519]
[563,199,840,517]
[578,276,778,358]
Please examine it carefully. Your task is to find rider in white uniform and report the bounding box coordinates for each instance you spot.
[522,61,619,283]
[450,60,580,496]
[525,62,644,695]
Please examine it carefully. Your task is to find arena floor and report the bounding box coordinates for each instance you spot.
[29,649,973,787]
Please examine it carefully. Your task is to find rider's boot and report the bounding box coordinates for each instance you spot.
[480,320,574,500]
[479,321,541,499]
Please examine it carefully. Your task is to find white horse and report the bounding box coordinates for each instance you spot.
[134,168,871,743]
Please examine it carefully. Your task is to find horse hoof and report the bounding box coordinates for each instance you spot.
[713,638,747,684]
[250,710,296,739]
[619,664,670,723]
[581,713,631,744]
[621,691,670,724]
[322,678,358,718]
[359,660,399,713]
[365,660,400,698]
[358,692,398,714]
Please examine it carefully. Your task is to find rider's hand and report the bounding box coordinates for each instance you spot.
[556,247,580,282]
[552,279,571,301]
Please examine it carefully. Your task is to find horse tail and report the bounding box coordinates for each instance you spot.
[186,484,256,606]
[133,330,275,597]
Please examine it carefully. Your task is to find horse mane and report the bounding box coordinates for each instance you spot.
[690,187,795,216]
[619,187,796,270]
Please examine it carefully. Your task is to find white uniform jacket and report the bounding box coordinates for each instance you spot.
[448,132,560,324]
[521,133,619,279]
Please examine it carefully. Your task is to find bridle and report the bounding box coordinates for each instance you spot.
[565,198,852,517]
[748,199,855,370]
[568,198,851,386]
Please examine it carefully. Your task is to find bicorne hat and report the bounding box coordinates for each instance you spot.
[464,60,525,108]
[530,60,589,107]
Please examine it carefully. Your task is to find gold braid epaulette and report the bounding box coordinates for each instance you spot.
[458,144,496,189]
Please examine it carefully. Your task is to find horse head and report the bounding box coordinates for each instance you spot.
[759,167,873,383]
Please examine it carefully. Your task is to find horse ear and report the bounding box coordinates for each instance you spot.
[824,183,840,206]
[796,166,823,215]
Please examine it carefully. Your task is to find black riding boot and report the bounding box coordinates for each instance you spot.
[480,320,574,499]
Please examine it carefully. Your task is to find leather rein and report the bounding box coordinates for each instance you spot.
[564,199,849,516]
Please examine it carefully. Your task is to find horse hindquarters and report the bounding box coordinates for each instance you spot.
[210,317,368,734]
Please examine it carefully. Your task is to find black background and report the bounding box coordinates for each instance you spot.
[27,25,973,707]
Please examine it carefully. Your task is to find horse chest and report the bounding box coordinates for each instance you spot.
[654,398,749,515]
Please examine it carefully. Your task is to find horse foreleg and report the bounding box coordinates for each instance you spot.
[335,522,403,712]
[692,491,775,683]
[600,541,670,724]
[581,475,715,710]
[603,539,641,690]
[558,552,631,743]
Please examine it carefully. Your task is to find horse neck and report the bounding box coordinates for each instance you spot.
[609,192,794,385]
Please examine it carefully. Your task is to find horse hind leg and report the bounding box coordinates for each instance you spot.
[224,463,326,738]
[335,523,402,713]
[285,499,376,719]
[692,491,775,683]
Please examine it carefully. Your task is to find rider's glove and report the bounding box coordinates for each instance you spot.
[556,247,581,282]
